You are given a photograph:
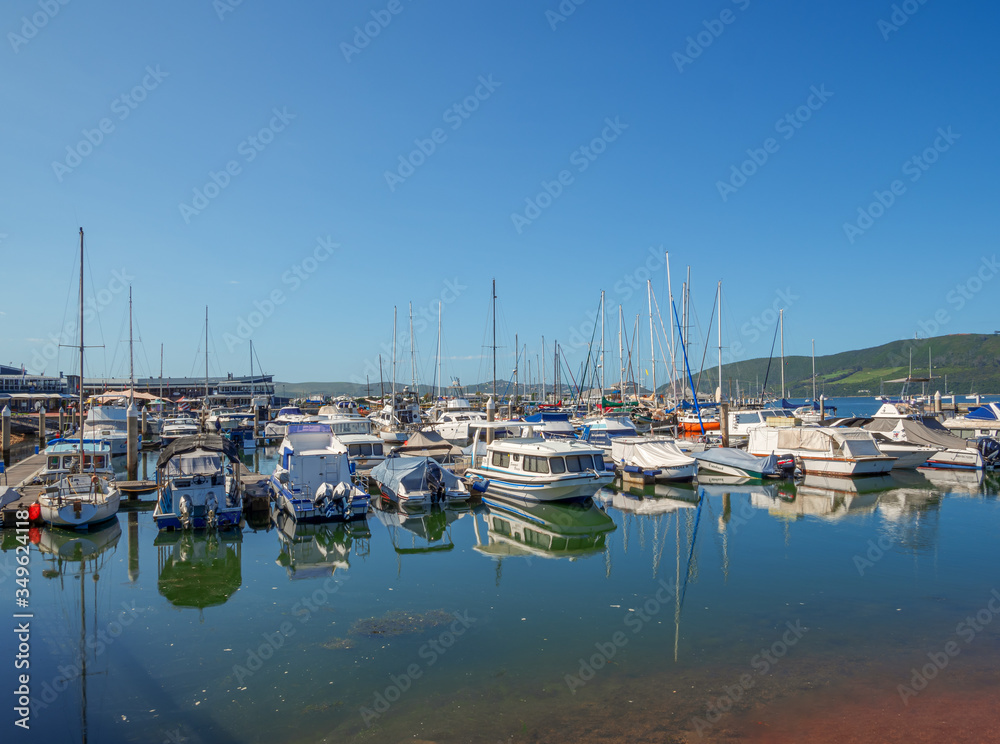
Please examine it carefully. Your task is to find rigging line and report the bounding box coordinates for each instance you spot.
[760,314,781,399]
[693,288,718,397]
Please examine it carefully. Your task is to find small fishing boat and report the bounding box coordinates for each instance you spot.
[610,436,697,482]
[153,434,242,530]
[369,455,471,507]
[693,447,779,479]
[270,423,369,522]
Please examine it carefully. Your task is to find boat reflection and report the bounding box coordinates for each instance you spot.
[919,467,986,495]
[35,519,122,744]
[274,508,370,580]
[600,477,699,515]
[472,494,616,560]
[155,530,242,611]
[371,500,471,575]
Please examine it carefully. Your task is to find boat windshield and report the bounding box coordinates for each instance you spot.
[166,452,222,476]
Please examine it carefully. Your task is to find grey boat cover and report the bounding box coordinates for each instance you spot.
[370,456,463,495]
[694,447,777,476]
[864,418,971,450]
[157,434,239,469]
[392,430,465,460]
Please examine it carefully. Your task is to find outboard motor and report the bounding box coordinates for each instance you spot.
[977,437,1000,469]
[774,454,797,479]
[315,482,353,519]
[178,494,193,530]
[206,492,218,530]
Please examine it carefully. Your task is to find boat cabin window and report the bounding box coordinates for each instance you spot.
[564,454,597,472]
[349,444,374,457]
[48,456,60,470]
[165,452,223,477]
[94,455,106,468]
[523,455,549,474]
[491,451,511,468]
[512,454,520,462]
[83,455,93,469]
[549,457,566,474]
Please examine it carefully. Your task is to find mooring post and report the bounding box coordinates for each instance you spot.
[486,396,495,445]
[58,406,65,437]
[720,401,730,448]
[37,404,46,450]
[1,405,9,461]
[127,403,138,482]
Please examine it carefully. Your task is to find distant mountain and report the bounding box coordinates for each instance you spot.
[712,333,1000,399]
[274,333,1000,399]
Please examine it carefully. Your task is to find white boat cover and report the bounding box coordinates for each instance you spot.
[865,418,971,450]
[611,437,695,469]
[370,456,463,495]
[694,447,777,476]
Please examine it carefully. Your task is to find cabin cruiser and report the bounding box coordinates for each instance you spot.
[610,436,697,482]
[726,407,798,443]
[747,426,895,477]
[864,402,991,471]
[80,405,137,455]
[263,405,314,440]
[316,400,386,472]
[429,400,490,445]
[38,439,114,484]
[521,410,577,439]
[160,414,201,445]
[153,435,242,530]
[369,455,471,508]
[465,425,613,502]
[270,423,369,522]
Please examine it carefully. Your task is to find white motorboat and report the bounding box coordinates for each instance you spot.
[369,455,471,508]
[80,405,136,455]
[610,436,697,482]
[465,424,613,502]
[38,439,114,484]
[263,405,314,440]
[160,414,201,445]
[370,389,422,443]
[693,447,779,479]
[747,426,895,477]
[153,434,242,530]
[578,416,639,457]
[864,403,987,471]
[270,423,369,522]
[316,400,386,472]
[726,407,798,443]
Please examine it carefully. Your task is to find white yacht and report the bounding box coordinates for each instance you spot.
[81,405,137,455]
[160,414,201,445]
[315,399,386,472]
[726,407,798,443]
[370,389,423,443]
[263,405,314,440]
[610,436,697,482]
[865,402,987,471]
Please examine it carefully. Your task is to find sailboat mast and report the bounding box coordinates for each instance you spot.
[541,336,546,405]
[250,340,254,404]
[159,343,163,401]
[392,307,397,418]
[648,281,656,403]
[717,281,722,402]
[779,308,785,400]
[812,339,816,401]
[79,228,85,472]
[514,332,518,406]
[600,290,606,397]
[491,279,497,403]
[618,305,624,403]
[436,301,442,399]
[128,286,134,406]
[409,302,416,393]
[204,307,209,406]
[666,251,677,404]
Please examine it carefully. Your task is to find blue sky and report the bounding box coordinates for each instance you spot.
[2,0,998,389]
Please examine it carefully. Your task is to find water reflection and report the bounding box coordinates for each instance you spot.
[155,531,242,611]
[919,467,986,495]
[274,508,371,580]
[472,495,616,560]
[35,521,121,744]
[371,500,468,563]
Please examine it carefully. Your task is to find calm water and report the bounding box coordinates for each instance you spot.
[4,407,1000,744]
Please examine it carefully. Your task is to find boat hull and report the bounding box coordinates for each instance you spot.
[272,479,369,522]
[922,448,984,470]
[152,501,242,530]
[39,492,121,529]
[466,469,613,502]
[798,455,895,477]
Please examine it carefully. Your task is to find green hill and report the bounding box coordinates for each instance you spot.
[274,334,1000,399]
[713,333,1000,399]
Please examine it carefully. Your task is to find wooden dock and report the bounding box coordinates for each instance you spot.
[0,452,47,526]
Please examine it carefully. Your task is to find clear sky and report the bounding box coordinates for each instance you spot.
[2,0,998,389]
